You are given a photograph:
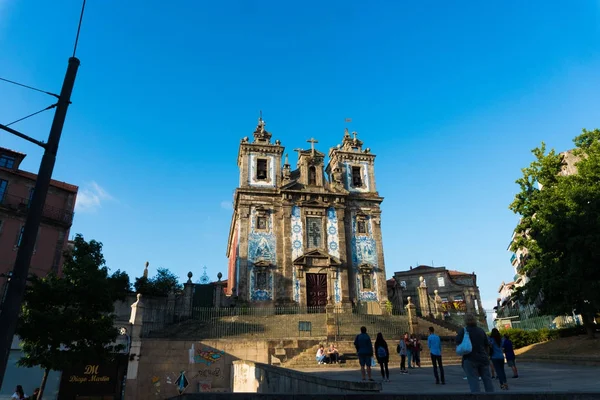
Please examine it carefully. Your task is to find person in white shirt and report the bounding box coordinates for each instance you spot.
[11,385,27,399]
[315,345,326,364]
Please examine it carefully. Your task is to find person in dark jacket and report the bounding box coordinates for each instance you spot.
[354,326,374,381]
[456,314,494,393]
[374,332,390,382]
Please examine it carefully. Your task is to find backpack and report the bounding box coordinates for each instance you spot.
[396,344,401,354]
[377,346,387,358]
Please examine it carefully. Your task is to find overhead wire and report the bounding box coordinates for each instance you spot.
[5,104,58,127]
[0,77,59,98]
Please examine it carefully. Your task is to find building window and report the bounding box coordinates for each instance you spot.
[357,218,367,235]
[256,215,267,231]
[28,188,34,207]
[454,295,463,302]
[0,179,7,202]
[307,217,322,248]
[17,226,25,247]
[437,277,445,287]
[256,270,268,290]
[256,159,268,180]
[0,155,15,169]
[362,273,372,290]
[351,166,362,187]
[308,166,317,185]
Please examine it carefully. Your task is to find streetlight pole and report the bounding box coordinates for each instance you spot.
[0,56,80,388]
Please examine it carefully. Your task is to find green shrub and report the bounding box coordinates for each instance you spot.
[499,326,579,349]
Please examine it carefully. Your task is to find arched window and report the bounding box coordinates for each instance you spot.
[308,166,317,185]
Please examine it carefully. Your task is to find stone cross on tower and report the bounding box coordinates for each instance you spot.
[307,138,318,156]
[352,131,358,140]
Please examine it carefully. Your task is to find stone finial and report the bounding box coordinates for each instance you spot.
[419,276,427,288]
[187,271,193,283]
[284,153,289,166]
[217,272,223,281]
[136,293,142,302]
[434,289,438,295]
[143,262,149,279]
[407,296,412,304]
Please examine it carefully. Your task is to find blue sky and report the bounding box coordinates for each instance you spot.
[2,1,600,311]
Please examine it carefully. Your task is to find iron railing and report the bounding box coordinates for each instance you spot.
[493,304,580,331]
[0,192,74,225]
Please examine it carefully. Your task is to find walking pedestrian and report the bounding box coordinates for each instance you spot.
[490,328,508,390]
[354,326,374,381]
[427,326,445,384]
[397,332,408,373]
[502,333,519,378]
[456,314,494,393]
[374,333,390,382]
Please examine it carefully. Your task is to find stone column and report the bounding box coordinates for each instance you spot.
[182,272,194,318]
[417,277,431,317]
[405,296,418,335]
[238,207,251,302]
[125,294,145,400]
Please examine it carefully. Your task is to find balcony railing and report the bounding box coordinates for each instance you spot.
[510,253,517,265]
[0,192,74,225]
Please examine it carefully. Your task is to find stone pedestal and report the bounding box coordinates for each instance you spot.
[405,297,418,335]
[125,294,145,400]
[417,286,431,317]
[326,304,336,340]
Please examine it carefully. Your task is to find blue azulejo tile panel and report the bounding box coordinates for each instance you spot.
[248,154,276,187]
[248,207,277,301]
[327,207,342,303]
[291,205,303,303]
[351,212,379,302]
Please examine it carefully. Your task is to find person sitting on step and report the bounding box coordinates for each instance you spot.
[327,344,339,364]
[316,345,327,364]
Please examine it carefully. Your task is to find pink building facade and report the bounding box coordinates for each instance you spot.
[0,147,78,283]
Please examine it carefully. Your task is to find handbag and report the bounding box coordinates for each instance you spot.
[456,327,473,356]
[371,357,377,367]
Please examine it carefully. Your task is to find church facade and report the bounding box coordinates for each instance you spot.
[226,117,388,310]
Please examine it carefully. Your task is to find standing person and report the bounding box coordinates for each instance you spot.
[413,334,422,368]
[11,385,27,399]
[427,327,445,384]
[397,333,408,374]
[374,333,390,382]
[354,326,375,381]
[490,328,508,390]
[30,388,40,400]
[502,333,518,378]
[456,314,495,393]
[406,334,415,368]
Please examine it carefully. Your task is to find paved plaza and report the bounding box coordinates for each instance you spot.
[301,362,600,394]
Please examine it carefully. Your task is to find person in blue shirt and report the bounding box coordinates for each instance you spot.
[354,326,374,381]
[427,326,445,384]
[489,328,508,390]
[502,333,519,378]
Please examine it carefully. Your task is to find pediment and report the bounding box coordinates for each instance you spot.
[293,249,342,267]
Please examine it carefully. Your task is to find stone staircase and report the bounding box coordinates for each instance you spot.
[283,339,462,370]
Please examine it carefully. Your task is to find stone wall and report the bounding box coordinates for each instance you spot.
[231,360,380,393]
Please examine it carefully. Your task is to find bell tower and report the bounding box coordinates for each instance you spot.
[237,114,284,189]
[294,138,326,188]
[326,128,377,195]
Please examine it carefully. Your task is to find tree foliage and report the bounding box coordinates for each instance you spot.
[133,267,182,297]
[17,234,131,397]
[510,129,600,337]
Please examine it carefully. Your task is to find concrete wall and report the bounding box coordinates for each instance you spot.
[125,338,270,399]
[231,360,380,394]
[170,393,600,400]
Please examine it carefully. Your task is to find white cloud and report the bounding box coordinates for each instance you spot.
[220,200,232,210]
[75,181,114,213]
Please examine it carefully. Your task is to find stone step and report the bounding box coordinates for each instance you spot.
[287,358,464,369]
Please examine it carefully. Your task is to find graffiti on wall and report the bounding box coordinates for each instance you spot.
[188,343,225,366]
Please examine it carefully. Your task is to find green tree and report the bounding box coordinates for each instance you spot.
[510,129,600,338]
[16,234,130,399]
[133,267,182,297]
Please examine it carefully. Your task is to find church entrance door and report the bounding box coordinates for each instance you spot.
[306,273,327,311]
